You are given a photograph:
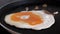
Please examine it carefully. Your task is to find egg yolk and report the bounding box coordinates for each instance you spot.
[11,11,43,26]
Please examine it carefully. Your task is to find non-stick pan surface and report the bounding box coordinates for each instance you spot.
[0,0,60,34]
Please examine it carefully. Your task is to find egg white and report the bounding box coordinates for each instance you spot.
[4,10,55,30]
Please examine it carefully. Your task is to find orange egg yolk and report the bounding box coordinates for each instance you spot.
[11,11,43,26]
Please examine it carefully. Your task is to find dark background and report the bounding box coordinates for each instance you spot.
[0,0,60,34]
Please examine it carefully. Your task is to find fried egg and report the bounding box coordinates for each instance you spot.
[4,10,55,30]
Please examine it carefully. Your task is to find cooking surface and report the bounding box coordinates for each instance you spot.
[0,0,60,34]
[0,0,22,34]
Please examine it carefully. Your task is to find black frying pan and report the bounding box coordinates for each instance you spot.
[0,0,60,34]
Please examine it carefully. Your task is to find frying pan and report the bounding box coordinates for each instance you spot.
[0,0,60,34]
